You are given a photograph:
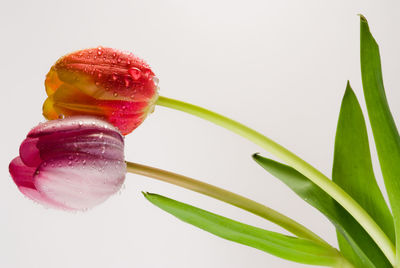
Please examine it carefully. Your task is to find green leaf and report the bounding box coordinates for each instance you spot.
[360,15,400,262]
[332,82,394,267]
[252,154,390,268]
[143,192,342,267]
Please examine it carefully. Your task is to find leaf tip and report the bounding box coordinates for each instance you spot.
[142,191,157,200]
[344,81,354,94]
[341,85,358,110]
[358,14,368,22]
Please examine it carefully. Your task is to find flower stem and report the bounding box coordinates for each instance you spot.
[156,95,396,265]
[126,161,329,247]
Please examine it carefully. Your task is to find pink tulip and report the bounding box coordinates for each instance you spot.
[9,116,126,211]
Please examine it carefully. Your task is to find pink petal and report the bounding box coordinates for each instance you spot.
[9,157,70,210]
[9,157,36,189]
[34,154,126,210]
[28,116,122,140]
[19,137,41,167]
[36,130,124,161]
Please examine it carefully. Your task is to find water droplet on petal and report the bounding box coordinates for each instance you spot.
[97,47,103,56]
[113,92,118,97]
[153,76,159,87]
[117,58,122,63]
[128,67,141,80]
[112,74,118,81]
[124,78,130,87]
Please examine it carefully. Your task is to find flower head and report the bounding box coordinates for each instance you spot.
[43,47,159,135]
[9,116,126,211]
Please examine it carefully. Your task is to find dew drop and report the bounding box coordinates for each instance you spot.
[124,78,130,87]
[68,161,72,166]
[95,81,100,86]
[99,132,104,139]
[149,104,156,114]
[153,76,159,87]
[112,74,118,81]
[101,146,106,154]
[113,92,118,97]
[58,114,65,119]
[112,52,117,58]
[97,47,103,56]
[128,67,141,80]
[117,58,122,63]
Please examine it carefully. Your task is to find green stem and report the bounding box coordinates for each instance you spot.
[126,161,329,247]
[156,95,396,265]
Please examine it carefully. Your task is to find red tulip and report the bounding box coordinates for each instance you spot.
[9,116,126,210]
[43,47,159,135]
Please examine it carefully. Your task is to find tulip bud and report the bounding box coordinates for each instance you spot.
[43,47,159,135]
[9,116,126,211]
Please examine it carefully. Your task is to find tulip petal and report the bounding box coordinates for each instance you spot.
[28,117,124,161]
[28,116,122,138]
[19,137,41,167]
[9,157,70,209]
[34,154,126,210]
[9,157,36,189]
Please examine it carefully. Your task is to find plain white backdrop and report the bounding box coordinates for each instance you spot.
[1,0,400,267]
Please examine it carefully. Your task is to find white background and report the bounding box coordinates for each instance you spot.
[1,0,400,267]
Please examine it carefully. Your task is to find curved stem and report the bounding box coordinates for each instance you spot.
[126,161,329,247]
[156,95,396,265]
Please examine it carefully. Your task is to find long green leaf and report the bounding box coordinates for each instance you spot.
[252,154,390,268]
[332,82,394,267]
[360,15,400,262]
[143,192,342,267]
